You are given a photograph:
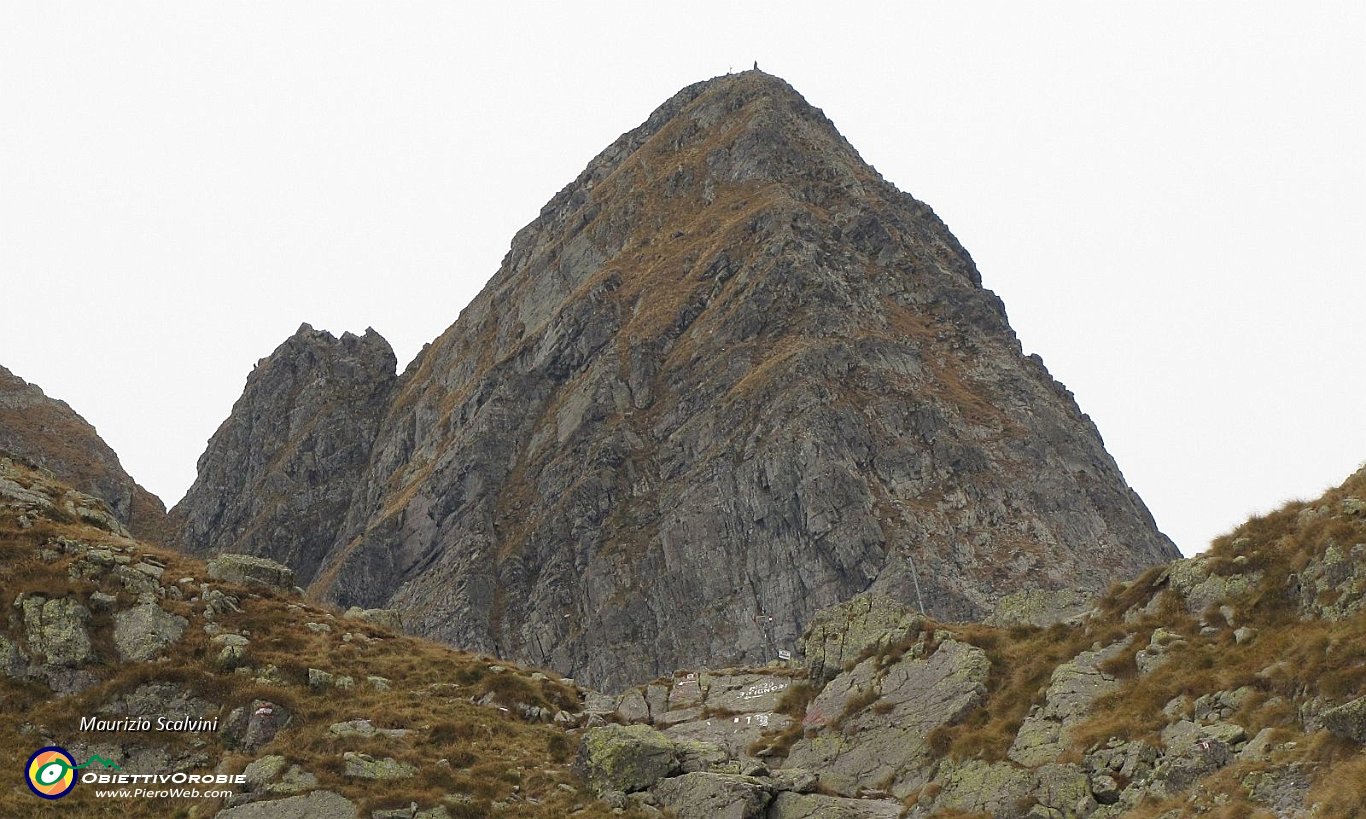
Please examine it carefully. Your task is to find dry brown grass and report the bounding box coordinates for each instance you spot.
[0,464,636,819]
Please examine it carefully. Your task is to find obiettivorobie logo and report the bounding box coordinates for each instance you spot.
[24,745,246,801]
[25,746,121,800]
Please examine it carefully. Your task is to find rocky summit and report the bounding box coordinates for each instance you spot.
[171,324,398,585]
[0,364,167,541]
[172,71,1177,690]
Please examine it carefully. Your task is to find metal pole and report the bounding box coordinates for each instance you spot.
[907,552,927,616]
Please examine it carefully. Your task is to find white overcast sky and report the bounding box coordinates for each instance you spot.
[2,2,1362,557]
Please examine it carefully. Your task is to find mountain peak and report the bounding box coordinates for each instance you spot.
[177,74,1176,689]
[0,363,167,540]
[172,324,398,582]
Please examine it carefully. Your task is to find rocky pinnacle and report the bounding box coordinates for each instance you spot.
[175,71,1178,690]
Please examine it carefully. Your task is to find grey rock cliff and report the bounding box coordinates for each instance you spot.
[180,71,1177,690]
[171,324,397,585]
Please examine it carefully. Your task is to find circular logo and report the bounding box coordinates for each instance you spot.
[26,746,77,800]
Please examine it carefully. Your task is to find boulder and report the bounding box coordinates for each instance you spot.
[268,765,318,796]
[222,700,289,752]
[214,790,355,819]
[615,688,651,723]
[650,772,771,819]
[242,755,288,788]
[344,606,403,629]
[113,602,188,662]
[328,719,411,740]
[576,724,682,794]
[21,595,95,666]
[1321,697,1366,744]
[798,593,921,683]
[207,554,296,591]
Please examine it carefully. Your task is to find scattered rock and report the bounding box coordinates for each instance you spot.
[1091,773,1121,805]
[1135,628,1185,674]
[343,752,417,780]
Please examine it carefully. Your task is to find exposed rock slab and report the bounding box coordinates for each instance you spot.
[1008,640,1128,766]
[798,593,921,683]
[927,759,1033,817]
[213,790,356,819]
[113,602,188,662]
[785,638,989,797]
[21,595,95,666]
[650,772,771,819]
[768,792,903,819]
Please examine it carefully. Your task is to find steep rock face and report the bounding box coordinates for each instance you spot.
[0,364,167,539]
[171,325,397,584]
[188,71,1177,689]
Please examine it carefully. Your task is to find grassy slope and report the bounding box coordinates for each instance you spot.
[759,467,1366,817]
[0,460,636,819]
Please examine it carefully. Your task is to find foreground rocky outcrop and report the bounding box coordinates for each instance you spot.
[5,380,1364,817]
[0,364,166,540]
[568,464,1366,817]
[175,70,1177,690]
[0,458,636,818]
